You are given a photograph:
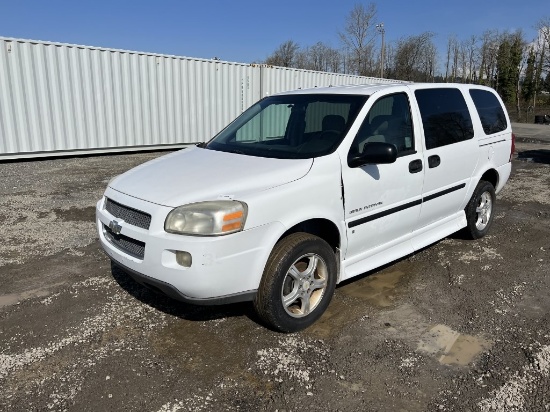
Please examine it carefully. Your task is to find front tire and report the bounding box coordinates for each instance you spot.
[463,180,496,239]
[254,233,337,333]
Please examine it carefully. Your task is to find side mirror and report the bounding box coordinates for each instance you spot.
[348,142,397,168]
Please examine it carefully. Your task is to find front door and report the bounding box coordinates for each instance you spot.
[341,91,424,277]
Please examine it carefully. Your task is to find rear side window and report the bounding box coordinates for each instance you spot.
[469,89,507,135]
[415,88,474,150]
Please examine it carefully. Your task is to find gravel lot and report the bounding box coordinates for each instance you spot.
[1,126,549,411]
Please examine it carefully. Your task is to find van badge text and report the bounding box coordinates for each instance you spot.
[350,202,383,215]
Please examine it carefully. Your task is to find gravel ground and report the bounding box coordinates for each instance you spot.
[0,135,549,411]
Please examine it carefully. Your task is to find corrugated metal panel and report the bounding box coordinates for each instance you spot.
[0,37,260,158]
[236,104,290,142]
[0,37,399,159]
[260,65,401,97]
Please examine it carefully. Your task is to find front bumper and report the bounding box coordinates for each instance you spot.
[96,188,283,303]
[110,259,257,305]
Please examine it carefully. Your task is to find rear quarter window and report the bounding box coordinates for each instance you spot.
[469,89,507,135]
[415,88,474,150]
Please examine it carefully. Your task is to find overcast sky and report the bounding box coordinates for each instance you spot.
[0,0,546,67]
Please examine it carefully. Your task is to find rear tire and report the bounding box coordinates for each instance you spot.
[253,233,337,333]
[463,180,496,239]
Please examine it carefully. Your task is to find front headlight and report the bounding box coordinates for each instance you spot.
[164,200,248,236]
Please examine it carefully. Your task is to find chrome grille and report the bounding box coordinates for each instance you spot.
[103,224,145,259]
[105,198,151,230]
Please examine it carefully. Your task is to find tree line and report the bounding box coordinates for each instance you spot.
[263,3,550,118]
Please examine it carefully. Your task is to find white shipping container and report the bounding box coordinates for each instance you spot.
[260,65,400,96]
[0,37,399,160]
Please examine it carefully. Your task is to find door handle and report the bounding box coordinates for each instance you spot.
[409,159,423,174]
[428,155,441,168]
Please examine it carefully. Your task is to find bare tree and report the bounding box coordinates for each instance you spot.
[478,30,500,86]
[460,40,469,82]
[326,47,343,73]
[390,32,436,82]
[284,42,343,72]
[454,37,479,83]
[384,43,396,78]
[293,48,310,70]
[339,3,378,76]
[308,42,338,72]
[444,35,455,81]
[444,35,461,82]
[466,35,478,82]
[445,34,488,84]
[265,40,300,67]
[512,32,528,116]
[264,40,343,73]
[261,7,548,101]
[537,17,550,71]
[451,38,460,82]
[424,41,437,81]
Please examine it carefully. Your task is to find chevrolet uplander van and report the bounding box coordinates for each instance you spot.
[96,83,514,332]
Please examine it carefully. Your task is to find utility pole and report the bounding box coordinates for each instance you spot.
[376,23,385,78]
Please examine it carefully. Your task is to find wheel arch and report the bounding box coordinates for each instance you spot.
[479,168,499,189]
[278,218,341,253]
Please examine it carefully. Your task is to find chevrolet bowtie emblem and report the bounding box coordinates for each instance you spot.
[108,219,123,235]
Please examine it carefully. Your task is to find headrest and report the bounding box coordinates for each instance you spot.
[322,115,345,132]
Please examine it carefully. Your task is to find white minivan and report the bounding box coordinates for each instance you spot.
[96,83,514,332]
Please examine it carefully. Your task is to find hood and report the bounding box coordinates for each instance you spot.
[110,147,313,207]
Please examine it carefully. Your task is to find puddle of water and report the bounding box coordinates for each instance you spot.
[152,320,253,384]
[306,302,352,339]
[338,270,406,307]
[53,206,96,222]
[417,324,491,366]
[306,270,408,339]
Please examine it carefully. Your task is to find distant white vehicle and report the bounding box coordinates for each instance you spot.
[96,83,514,332]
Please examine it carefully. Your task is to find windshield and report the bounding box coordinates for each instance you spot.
[206,94,369,159]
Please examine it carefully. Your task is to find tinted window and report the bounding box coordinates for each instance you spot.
[415,88,474,150]
[236,104,291,141]
[207,94,368,159]
[469,89,507,135]
[349,93,414,159]
[304,101,352,133]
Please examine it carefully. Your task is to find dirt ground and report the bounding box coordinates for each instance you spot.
[1,130,549,411]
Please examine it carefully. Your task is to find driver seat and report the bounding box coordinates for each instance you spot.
[322,115,346,134]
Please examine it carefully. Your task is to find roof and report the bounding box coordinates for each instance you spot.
[276,82,498,96]
[277,83,403,96]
